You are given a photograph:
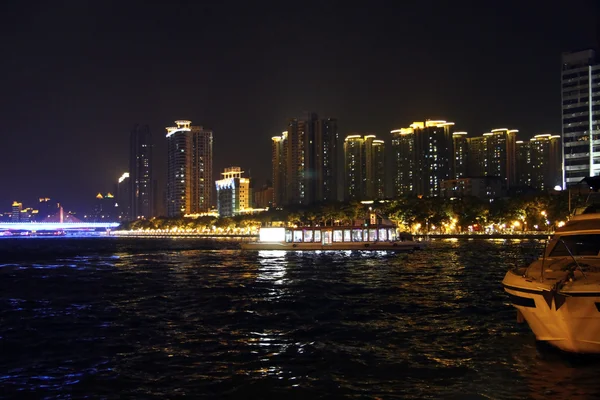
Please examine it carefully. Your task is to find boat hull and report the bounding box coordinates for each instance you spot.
[503,270,600,353]
[241,241,426,252]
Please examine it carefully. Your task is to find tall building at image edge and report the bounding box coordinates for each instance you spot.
[166,120,213,217]
[271,113,339,207]
[129,124,153,220]
[561,49,600,187]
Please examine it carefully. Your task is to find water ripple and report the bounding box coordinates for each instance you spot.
[2,238,600,398]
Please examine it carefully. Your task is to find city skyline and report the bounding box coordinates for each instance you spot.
[1,1,598,210]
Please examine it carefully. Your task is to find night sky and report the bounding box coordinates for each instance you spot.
[1,0,598,213]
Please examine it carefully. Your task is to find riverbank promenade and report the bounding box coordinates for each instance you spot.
[112,230,551,240]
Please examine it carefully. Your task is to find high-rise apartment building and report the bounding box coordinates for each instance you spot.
[166,120,213,217]
[314,117,339,203]
[344,135,363,201]
[390,127,415,197]
[485,129,518,189]
[271,113,339,206]
[561,49,600,187]
[129,124,153,220]
[452,132,469,179]
[467,128,518,189]
[11,201,22,222]
[467,136,487,177]
[516,140,532,188]
[366,136,386,200]
[530,134,562,191]
[392,120,454,197]
[344,134,385,201]
[215,167,251,217]
[516,134,562,191]
[271,132,286,207]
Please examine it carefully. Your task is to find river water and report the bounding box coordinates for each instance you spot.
[1,237,600,399]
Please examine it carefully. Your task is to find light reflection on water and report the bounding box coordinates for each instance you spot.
[1,238,600,398]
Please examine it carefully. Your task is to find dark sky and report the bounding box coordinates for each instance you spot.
[0,0,598,212]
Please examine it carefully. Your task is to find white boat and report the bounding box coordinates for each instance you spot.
[502,205,600,353]
[241,217,426,252]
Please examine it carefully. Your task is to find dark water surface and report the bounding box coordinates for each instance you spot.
[1,237,600,399]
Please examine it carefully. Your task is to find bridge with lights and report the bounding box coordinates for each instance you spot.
[1,206,120,234]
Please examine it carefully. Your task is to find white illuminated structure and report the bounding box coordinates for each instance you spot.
[259,227,286,242]
[215,167,250,217]
[165,120,191,137]
[118,172,130,183]
[561,49,600,187]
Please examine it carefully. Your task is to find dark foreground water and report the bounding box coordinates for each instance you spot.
[1,237,600,399]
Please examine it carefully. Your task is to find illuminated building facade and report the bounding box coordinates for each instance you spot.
[414,120,455,197]
[285,116,311,205]
[343,134,385,201]
[166,120,213,216]
[130,124,153,220]
[452,132,469,179]
[367,137,385,200]
[11,201,22,222]
[529,134,562,191]
[467,128,518,190]
[392,120,454,197]
[314,117,339,203]
[467,136,487,177]
[272,113,339,206]
[516,134,562,191]
[344,135,362,200]
[561,49,600,187]
[215,167,250,217]
[391,127,415,196]
[271,132,286,207]
[485,129,518,189]
[516,140,532,188]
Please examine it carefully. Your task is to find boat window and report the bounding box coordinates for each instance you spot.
[352,229,363,242]
[378,229,387,241]
[333,230,343,242]
[293,230,303,242]
[369,229,377,241]
[389,229,397,241]
[304,230,313,243]
[549,234,600,257]
[315,230,321,243]
[285,230,292,243]
[343,229,351,242]
[322,230,331,244]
